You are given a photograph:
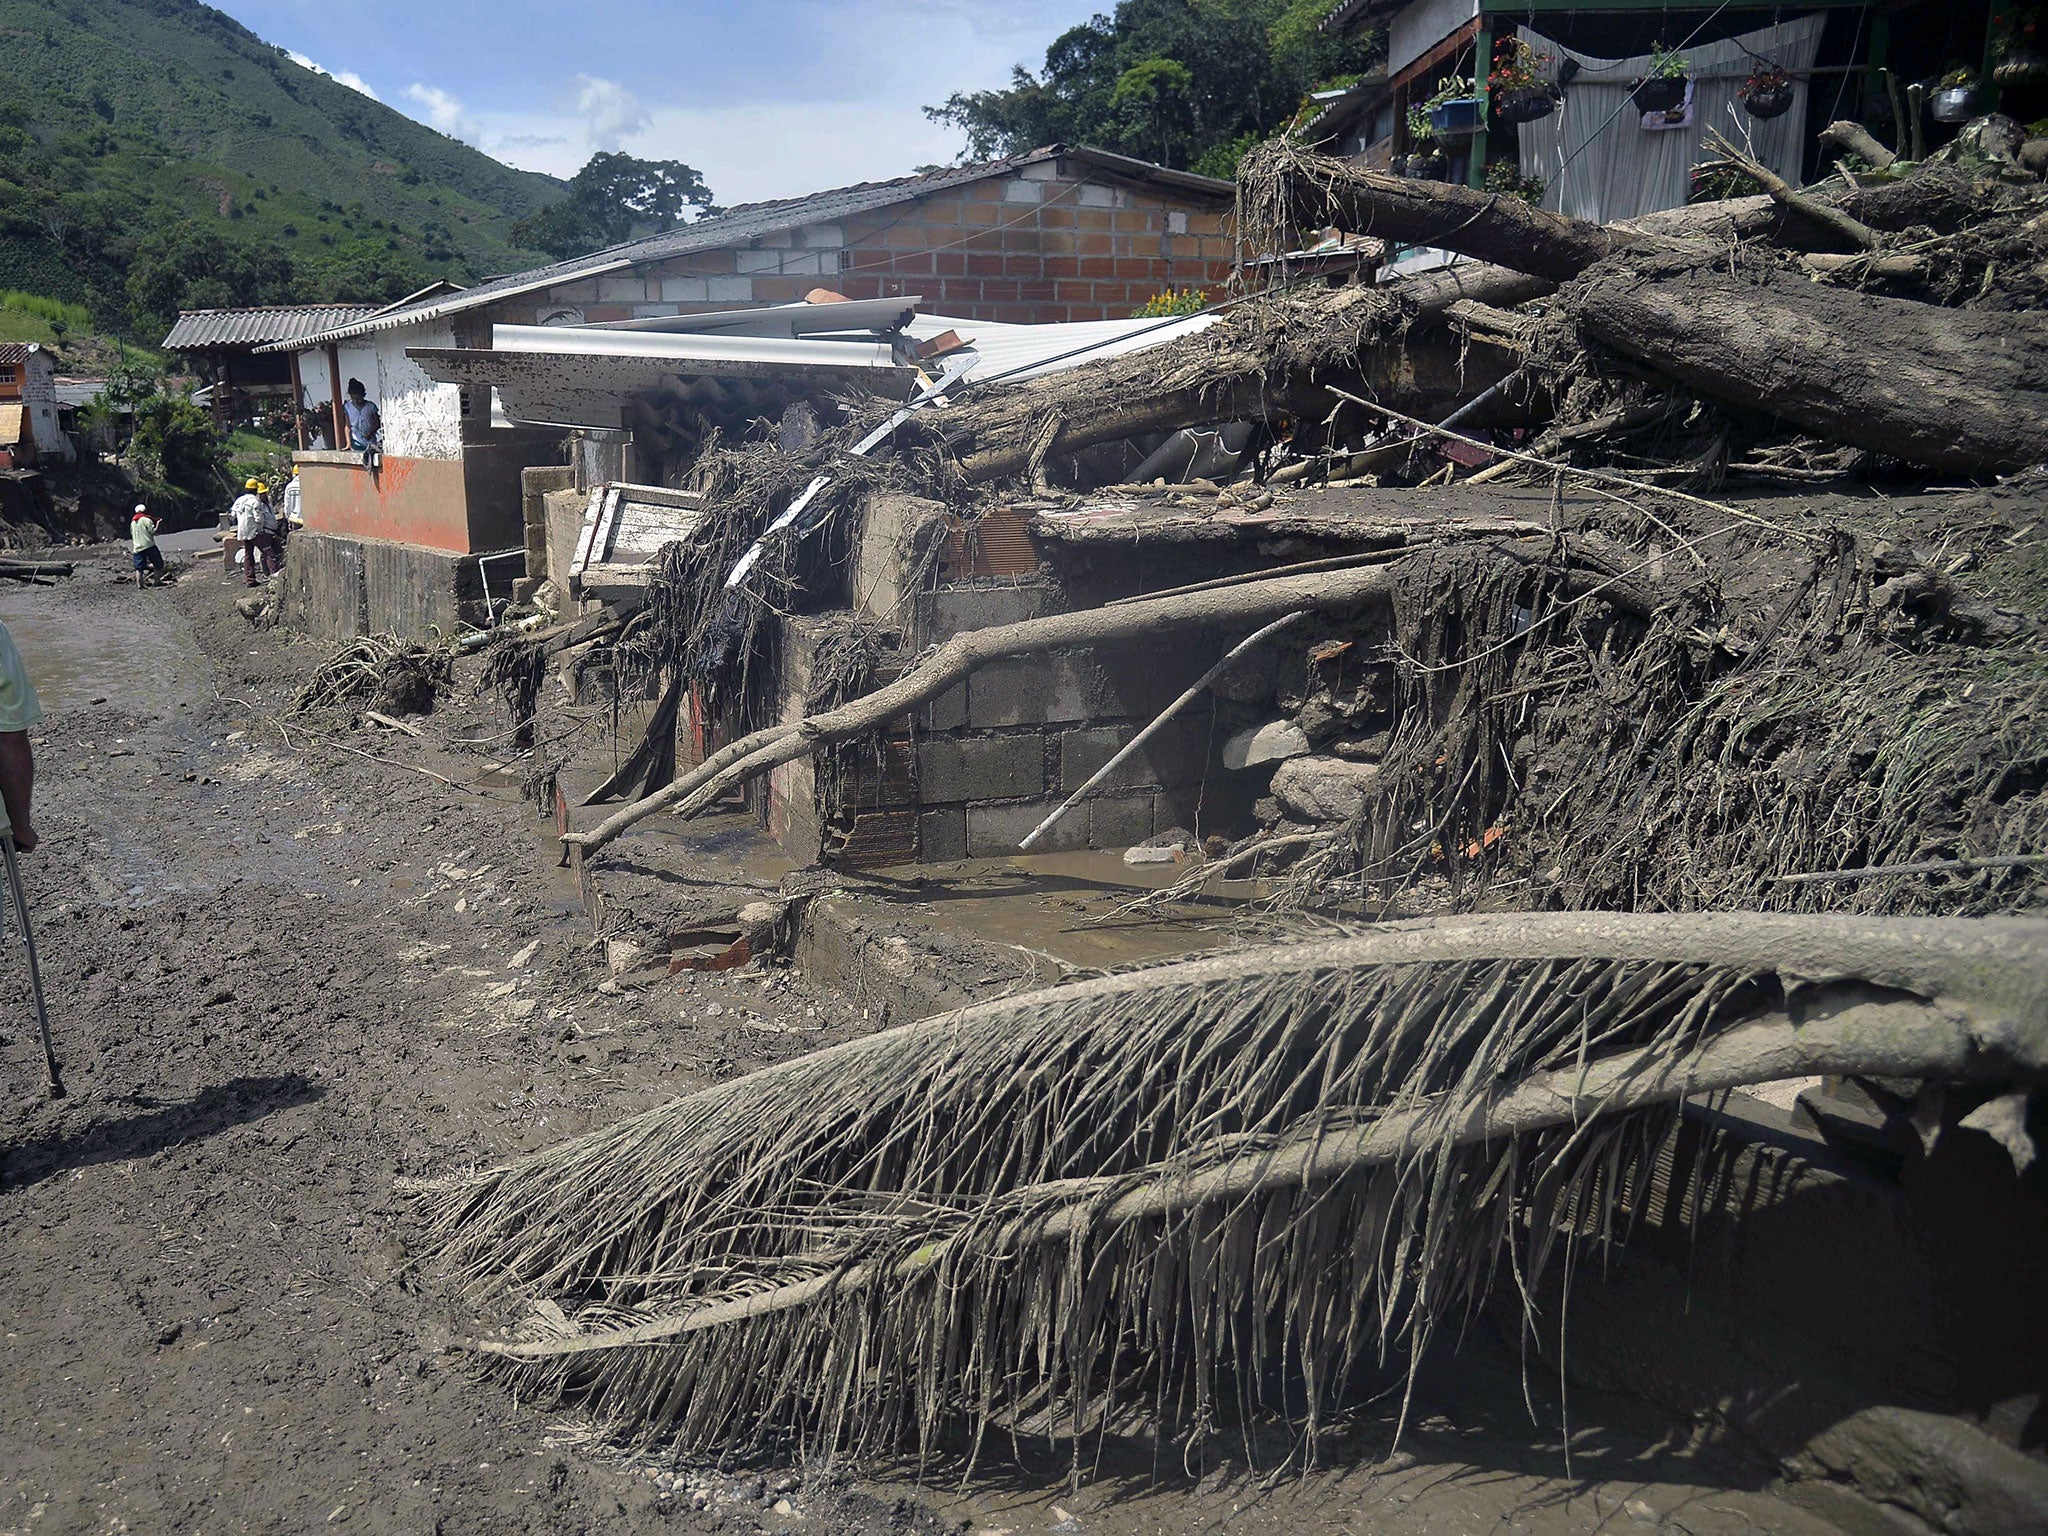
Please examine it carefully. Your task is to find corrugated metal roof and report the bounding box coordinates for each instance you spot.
[162,305,381,351]
[258,145,1232,354]
[53,378,104,408]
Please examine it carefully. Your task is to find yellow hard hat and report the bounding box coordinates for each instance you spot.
[255,481,269,495]
[245,478,261,491]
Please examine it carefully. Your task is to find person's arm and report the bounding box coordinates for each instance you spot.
[0,730,35,853]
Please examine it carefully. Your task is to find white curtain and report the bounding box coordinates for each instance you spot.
[1517,17,1827,225]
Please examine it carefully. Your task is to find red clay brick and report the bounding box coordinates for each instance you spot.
[935,251,967,277]
[1054,280,1094,302]
[1075,208,1114,232]
[1078,256,1117,279]
[749,276,811,302]
[959,202,1003,226]
[1040,256,1080,279]
[1112,211,1157,234]
[1076,232,1112,256]
[965,253,1005,277]
[582,305,634,322]
[1035,205,1077,229]
[1016,280,1056,302]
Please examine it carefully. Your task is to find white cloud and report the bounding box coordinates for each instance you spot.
[285,50,381,102]
[469,97,963,204]
[403,82,483,146]
[572,75,651,151]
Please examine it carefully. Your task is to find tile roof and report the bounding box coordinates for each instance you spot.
[0,342,35,365]
[258,146,1232,353]
[161,305,381,351]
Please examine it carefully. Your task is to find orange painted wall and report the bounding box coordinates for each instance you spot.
[297,453,473,552]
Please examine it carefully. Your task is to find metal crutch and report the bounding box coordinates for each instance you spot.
[2,830,63,1098]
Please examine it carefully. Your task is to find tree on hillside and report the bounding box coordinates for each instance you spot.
[126,226,296,327]
[513,152,718,261]
[925,0,1378,176]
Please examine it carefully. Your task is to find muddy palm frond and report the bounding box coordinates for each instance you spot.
[422,912,2046,1462]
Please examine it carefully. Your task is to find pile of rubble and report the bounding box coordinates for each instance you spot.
[530,115,2045,926]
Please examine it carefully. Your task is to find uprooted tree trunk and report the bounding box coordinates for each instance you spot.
[425,911,2047,1456]
[566,561,1403,854]
[1574,257,2048,474]
[1243,142,2048,474]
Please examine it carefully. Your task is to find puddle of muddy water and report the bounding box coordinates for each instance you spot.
[0,582,207,715]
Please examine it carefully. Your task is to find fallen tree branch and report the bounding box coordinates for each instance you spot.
[1706,131,1880,252]
[1819,119,1897,172]
[565,563,1405,855]
[1770,853,2048,885]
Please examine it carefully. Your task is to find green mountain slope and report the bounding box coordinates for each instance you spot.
[0,0,563,338]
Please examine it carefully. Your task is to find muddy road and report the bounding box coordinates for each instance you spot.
[0,556,1836,1536]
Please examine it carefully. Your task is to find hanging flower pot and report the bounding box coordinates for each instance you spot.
[1742,83,1794,119]
[1739,64,1794,120]
[1495,85,1557,124]
[1429,95,1487,136]
[1742,81,1794,119]
[1632,75,1688,113]
[1994,50,2048,87]
[1932,82,1981,123]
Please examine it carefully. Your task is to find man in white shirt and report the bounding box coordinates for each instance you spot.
[130,503,165,587]
[231,479,268,587]
[280,471,302,529]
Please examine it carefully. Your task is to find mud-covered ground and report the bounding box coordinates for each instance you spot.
[0,551,1842,1536]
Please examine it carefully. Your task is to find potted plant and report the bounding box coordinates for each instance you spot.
[1489,37,1559,124]
[1405,106,1449,178]
[1739,62,1795,119]
[1484,159,1548,205]
[1632,42,1689,112]
[1426,77,1487,137]
[1932,66,1981,123]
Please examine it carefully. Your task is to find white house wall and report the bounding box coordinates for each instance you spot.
[22,350,70,461]
[374,322,462,461]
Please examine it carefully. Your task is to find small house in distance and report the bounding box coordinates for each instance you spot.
[0,343,74,466]
[162,305,381,440]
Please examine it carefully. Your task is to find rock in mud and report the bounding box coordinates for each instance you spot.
[1222,719,1309,770]
[1271,755,1381,822]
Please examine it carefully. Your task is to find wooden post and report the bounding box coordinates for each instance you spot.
[213,355,232,431]
[287,350,307,451]
[326,343,345,450]
[1469,21,1492,190]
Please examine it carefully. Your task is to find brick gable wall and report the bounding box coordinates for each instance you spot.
[490,163,1235,330]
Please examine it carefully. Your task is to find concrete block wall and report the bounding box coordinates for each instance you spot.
[520,465,576,601]
[903,577,1252,860]
[490,162,1234,330]
[279,529,508,643]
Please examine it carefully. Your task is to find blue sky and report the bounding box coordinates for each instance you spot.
[215,1,1104,203]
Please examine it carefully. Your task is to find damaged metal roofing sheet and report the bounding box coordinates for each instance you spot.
[261,146,1230,355]
[406,303,1211,431]
[162,305,380,351]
